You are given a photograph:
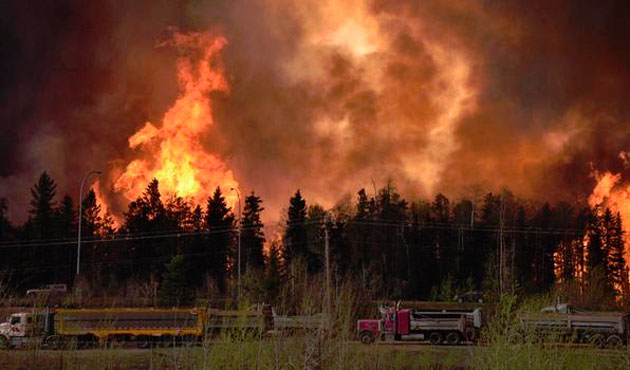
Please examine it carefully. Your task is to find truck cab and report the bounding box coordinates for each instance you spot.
[0,312,52,349]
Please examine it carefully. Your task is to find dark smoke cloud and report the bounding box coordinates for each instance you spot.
[2,0,630,223]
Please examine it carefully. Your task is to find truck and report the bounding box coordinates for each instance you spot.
[519,303,629,348]
[358,304,483,345]
[0,307,205,349]
[0,305,277,349]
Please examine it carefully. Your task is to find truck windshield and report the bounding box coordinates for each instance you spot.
[10,316,20,325]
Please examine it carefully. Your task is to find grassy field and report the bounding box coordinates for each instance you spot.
[2,338,630,369]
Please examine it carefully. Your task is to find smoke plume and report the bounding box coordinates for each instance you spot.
[2,0,630,223]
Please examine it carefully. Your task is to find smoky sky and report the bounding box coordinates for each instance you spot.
[2,0,630,223]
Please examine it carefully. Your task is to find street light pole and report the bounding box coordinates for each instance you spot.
[77,170,102,276]
[230,187,242,300]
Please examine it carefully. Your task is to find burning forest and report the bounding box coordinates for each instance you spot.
[2,0,630,323]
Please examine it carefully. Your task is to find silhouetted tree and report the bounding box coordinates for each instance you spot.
[205,187,235,295]
[284,190,308,268]
[158,254,194,306]
[241,192,265,273]
[29,171,57,240]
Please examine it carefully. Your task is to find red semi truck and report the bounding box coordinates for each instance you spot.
[358,305,483,345]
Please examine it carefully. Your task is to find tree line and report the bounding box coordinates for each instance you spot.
[0,171,628,308]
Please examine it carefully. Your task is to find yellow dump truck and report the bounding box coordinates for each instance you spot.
[1,307,202,349]
[0,306,273,349]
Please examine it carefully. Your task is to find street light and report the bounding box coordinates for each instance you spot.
[77,170,102,276]
[230,187,241,299]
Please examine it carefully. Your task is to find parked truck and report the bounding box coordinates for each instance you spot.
[358,304,483,345]
[0,306,274,349]
[519,303,629,348]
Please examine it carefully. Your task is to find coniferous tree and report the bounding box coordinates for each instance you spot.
[24,172,58,286]
[55,195,76,284]
[205,187,235,295]
[158,254,194,306]
[348,189,375,279]
[241,192,265,273]
[187,205,206,285]
[81,190,102,238]
[0,199,14,279]
[29,171,57,240]
[264,241,283,301]
[532,202,556,292]
[122,179,170,280]
[284,190,308,268]
[607,213,627,298]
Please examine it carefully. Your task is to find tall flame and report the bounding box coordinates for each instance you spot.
[588,167,630,262]
[113,32,238,208]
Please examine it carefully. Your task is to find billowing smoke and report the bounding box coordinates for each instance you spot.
[2,0,630,223]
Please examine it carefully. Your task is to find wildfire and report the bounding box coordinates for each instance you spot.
[113,32,239,209]
[588,166,630,262]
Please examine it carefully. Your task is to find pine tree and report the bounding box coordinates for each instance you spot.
[81,190,102,238]
[158,254,194,306]
[56,195,77,238]
[608,213,628,298]
[29,171,57,239]
[264,241,283,301]
[0,199,14,277]
[25,172,58,286]
[241,192,265,273]
[122,179,170,280]
[284,190,308,268]
[205,187,235,295]
[54,195,76,284]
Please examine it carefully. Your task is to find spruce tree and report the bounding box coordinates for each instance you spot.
[55,195,76,284]
[122,179,170,280]
[608,213,628,298]
[284,190,308,269]
[29,171,57,239]
[26,172,58,285]
[241,192,265,273]
[205,187,235,295]
[264,241,283,301]
[158,254,194,306]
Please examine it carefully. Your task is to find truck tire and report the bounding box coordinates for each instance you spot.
[446,332,461,346]
[44,335,64,350]
[428,332,443,345]
[589,334,605,348]
[135,335,152,349]
[359,331,375,344]
[606,335,623,349]
[0,335,10,350]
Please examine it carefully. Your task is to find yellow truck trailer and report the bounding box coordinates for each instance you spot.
[0,305,272,349]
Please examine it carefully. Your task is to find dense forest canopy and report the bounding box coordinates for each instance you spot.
[0,173,627,310]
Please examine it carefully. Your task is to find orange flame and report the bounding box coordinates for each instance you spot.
[113,32,239,209]
[588,168,630,262]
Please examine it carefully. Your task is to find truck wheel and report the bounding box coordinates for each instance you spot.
[606,335,623,349]
[428,332,443,345]
[589,334,605,348]
[45,335,64,350]
[0,335,10,350]
[135,335,152,349]
[446,332,461,346]
[359,331,375,344]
